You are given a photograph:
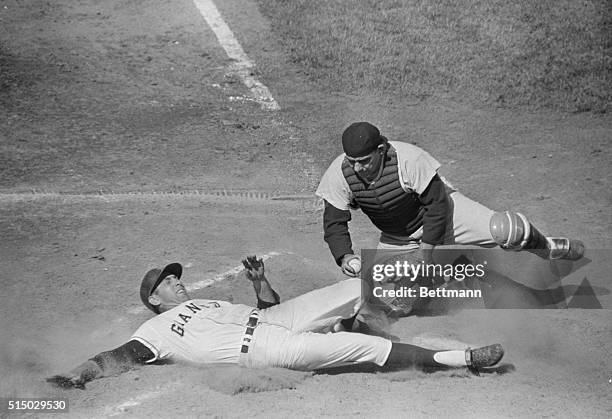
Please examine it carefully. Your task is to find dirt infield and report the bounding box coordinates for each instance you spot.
[1,0,611,417]
[1,194,610,417]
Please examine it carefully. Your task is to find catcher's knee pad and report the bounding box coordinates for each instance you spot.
[489,211,531,250]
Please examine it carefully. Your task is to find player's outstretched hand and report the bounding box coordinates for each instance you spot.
[46,374,86,390]
[242,255,265,281]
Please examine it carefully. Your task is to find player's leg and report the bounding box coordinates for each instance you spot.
[371,191,496,247]
[489,211,584,260]
[261,331,392,370]
[260,278,367,333]
[443,191,497,246]
[245,326,503,371]
[448,191,584,260]
[385,341,504,371]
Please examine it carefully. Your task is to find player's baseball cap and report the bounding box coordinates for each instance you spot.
[140,263,182,314]
[342,122,384,157]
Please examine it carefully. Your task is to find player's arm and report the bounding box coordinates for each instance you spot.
[316,157,359,274]
[242,256,280,308]
[418,174,449,263]
[323,200,354,265]
[323,200,362,276]
[46,339,154,390]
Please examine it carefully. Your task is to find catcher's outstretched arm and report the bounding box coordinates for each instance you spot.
[46,339,154,389]
[323,200,354,265]
[242,255,280,308]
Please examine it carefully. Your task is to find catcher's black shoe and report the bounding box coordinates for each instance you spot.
[547,238,585,260]
[465,344,504,374]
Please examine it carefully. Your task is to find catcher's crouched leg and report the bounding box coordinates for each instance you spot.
[489,211,584,260]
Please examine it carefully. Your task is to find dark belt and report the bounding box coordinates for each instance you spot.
[240,310,260,354]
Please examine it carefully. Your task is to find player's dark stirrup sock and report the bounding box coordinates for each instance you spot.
[340,315,357,331]
[384,343,464,369]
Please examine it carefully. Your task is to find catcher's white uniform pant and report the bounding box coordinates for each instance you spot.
[240,279,392,370]
[378,190,496,250]
[373,190,496,308]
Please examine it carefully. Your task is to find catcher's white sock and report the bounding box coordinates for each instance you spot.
[433,350,466,367]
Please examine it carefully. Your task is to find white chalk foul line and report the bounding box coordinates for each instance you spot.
[126,251,289,314]
[192,0,280,111]
[186,251,286,290]
[105,389,163,417]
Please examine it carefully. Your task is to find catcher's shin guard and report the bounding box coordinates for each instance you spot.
[490,211,544,250]
[489,211,584,260]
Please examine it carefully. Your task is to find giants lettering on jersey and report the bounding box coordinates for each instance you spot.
[170,301,221,337]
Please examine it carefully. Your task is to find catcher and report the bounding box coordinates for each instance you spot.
[316,121,585,277]
[46,256,504,389]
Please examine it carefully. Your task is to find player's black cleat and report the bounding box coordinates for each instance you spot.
[465,344,504,375]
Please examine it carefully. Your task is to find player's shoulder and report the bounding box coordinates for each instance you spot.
[318,153,348,185]
[327,153,347,170]
[390,141,438,165]
[389,140,427,155]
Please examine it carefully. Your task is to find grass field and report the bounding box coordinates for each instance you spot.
[256,0,611,113]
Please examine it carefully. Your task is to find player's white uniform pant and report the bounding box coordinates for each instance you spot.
[240,279,392,370]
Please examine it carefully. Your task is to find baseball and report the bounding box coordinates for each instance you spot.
[348,258,361,273]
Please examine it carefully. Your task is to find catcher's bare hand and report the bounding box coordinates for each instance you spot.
[242,255,265,281]
[340,254,361,277]
[46,374,86,390]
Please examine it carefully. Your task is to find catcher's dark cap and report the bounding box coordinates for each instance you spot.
[140,263,182,314]
[342,122,383,157]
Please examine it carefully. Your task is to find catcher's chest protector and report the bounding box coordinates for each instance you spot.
[342,146,425,236]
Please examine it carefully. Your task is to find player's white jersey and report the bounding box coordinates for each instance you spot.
[131,299,254,364]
